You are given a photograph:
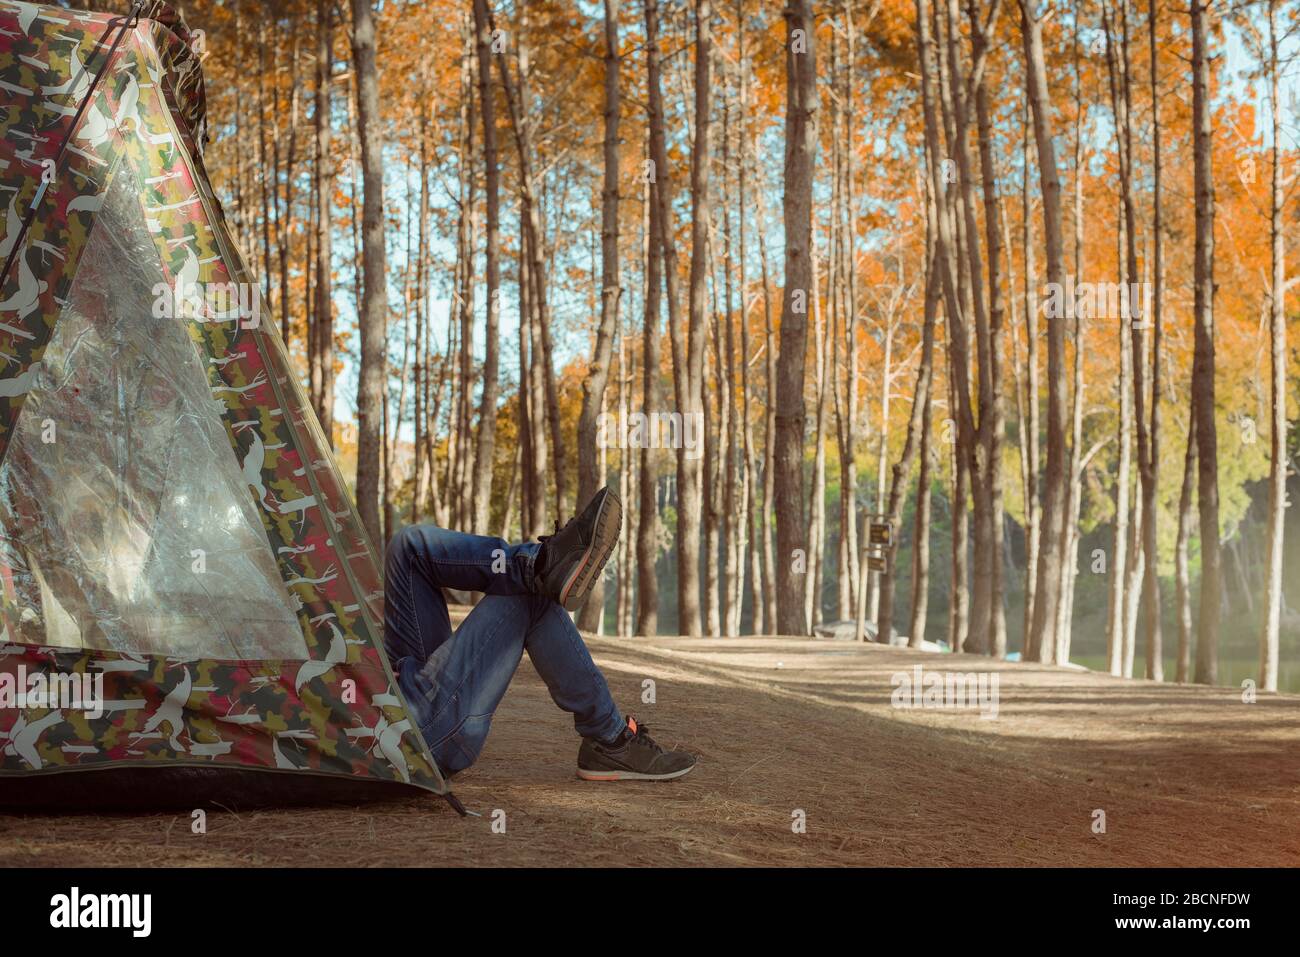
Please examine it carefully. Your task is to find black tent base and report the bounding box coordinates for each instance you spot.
[0,765,440,812]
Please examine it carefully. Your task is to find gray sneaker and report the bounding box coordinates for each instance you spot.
[577,716,697,781]
[535,486,622,611]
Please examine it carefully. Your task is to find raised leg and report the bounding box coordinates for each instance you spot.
[382,523,540,669]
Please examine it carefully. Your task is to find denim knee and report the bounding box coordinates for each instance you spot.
[385,524,423,575]
[431,712,493,773]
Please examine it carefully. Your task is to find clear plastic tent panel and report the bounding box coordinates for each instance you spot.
[0,172,306,660]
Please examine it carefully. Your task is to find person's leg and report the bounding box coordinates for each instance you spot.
[384,489,694,781]
[402,591,624,773]
[382,523,541,671]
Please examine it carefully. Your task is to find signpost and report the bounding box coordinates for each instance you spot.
[855,514,893,642]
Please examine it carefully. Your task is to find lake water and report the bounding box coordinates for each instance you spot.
[1070,654,1299,694]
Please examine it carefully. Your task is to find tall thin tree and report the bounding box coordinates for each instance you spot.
[1190,0,1222,684]
[774,0,818,637]
[350,0,388,545]
[471,0,502,536]
[312,0,335,445]
[577,0,624,631]
[1259,0,1287,693]
[1018,0,1069,665]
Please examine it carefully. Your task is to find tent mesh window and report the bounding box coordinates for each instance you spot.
[0,171,306,660]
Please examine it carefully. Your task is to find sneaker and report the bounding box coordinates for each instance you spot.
[536,486,622,611]
[576,716,696,781]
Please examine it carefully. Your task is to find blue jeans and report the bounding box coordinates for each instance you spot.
[383,524,625,774]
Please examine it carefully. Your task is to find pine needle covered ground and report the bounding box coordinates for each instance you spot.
[4,618,1297,867]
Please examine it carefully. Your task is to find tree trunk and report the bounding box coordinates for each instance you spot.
[1190,0,1221,685]
[939,0,993,656]
[721,95,743,637]
[1123,490,1145,677]
[806,247,830,631]
[637,133,662,637]
[349,0,387,546]
[1259,0,1285,693]
[908,214,938,649]
[1105,2,1147,679]
[257,19,274,319]
[277,32,302,347]
[879,249,940,648]
[1103,17,1129,675]
[759,195,774,631]
[1175,413,1197,683]
[521,221,548,537]
[948,337,971,653]
[736,10,760,634]
[1019,0,1068,665]
[471,0,502,537]
[1020,97,1040,652]
[968,0,1007,657]
[1142,0,1164,681]
[756,152,779,634]
[1053,0,1084,668]
[644,0,691,633]
[704,224,723,637]
[312,0,335,446]
[450,15,478,532]
[909,405,934,649]
[834,5,860,624]
[412,61,433,520]
[576,0,624,631]
[1055,62,1086,664]
[387,184,415,540]
[775,0,817,636]
[1003,195,1030,645]
[675,0,713,636]
[930,0,978,655]
[527,229,550,532]
[870,309,893,626]
[616,327,632,636]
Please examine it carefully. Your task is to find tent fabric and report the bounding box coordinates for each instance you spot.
[1,170,309,660]
[0,1,445,802]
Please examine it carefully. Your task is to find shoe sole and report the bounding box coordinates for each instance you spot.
[558,489,622,612]
[576,764,696,782]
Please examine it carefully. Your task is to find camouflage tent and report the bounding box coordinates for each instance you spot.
[0,1,447,808]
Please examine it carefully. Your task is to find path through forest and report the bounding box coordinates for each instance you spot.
[3,625,1297,867]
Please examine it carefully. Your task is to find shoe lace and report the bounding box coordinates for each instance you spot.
[626,717,661,752]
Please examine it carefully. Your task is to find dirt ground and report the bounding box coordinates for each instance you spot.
[3,622,1299,867]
